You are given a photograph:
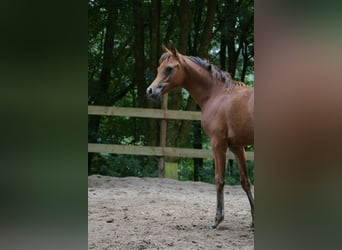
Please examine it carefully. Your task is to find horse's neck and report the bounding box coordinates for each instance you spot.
[182,61,222,109]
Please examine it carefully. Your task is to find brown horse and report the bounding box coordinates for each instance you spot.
[146,42,254,229]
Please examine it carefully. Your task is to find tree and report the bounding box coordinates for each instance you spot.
[147,0,161,147]
[133,0,145,108]
[88,0,117,172]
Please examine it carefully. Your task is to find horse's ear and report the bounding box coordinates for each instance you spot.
[169,40,178,57]
[162,44,169,53]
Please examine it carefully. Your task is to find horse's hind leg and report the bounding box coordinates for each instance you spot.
[230,146,254,227]
[209,139,227,229]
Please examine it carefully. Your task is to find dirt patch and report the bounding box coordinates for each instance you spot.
[88,175,254,249]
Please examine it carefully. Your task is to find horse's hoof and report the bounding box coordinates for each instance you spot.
[208,223,217,229]
[208,216,223,229]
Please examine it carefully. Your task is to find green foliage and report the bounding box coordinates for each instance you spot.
[178,158,254,186]
[90,154,158,178]
[178,158,196,181]
[226,160,254,185]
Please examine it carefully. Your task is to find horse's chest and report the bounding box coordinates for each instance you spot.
[201,110,228,138]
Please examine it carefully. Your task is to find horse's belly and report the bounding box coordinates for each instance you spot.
[228,129,254,146]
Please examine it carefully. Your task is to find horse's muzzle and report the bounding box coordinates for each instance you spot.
[146,85,164,101]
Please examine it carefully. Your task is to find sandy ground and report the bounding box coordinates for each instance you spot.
[88,175,254,250]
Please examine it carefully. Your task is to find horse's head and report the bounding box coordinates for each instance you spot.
[146,42,186,101]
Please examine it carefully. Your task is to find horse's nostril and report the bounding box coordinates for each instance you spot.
[148,88,153,95]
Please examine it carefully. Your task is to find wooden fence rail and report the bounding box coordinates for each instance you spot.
[88,105,201,121]
[88,105,254,176]
[88,143,254,160]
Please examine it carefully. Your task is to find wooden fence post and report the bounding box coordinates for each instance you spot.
[158,93,168,177]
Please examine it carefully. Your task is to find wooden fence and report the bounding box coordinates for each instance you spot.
[88,102,254,176]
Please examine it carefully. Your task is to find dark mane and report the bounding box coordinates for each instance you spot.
[159,52,246,88]
[187,56,245,88]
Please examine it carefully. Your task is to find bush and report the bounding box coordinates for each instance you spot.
[90,154,158,177]
[90,153,254,186]
[178,158,254,185]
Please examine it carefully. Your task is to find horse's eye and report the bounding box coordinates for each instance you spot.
[165,66,173,74]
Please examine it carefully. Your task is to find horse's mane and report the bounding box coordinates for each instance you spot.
[186,56,246,88]
[159,52,246,88]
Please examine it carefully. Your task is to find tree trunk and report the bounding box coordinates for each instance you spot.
[163,0,178,44]
[133,0,146,108]
[227,36,241,79]
[241,41,249,82]
[147,0,161,147]
[150,0,161,70]
[198,0,217,58]
[219,37,227,70]
[192,0,204,54]
[224,0,240,79]
[88,0,117,173]
[178,0,191,53]
[239,15,253,82]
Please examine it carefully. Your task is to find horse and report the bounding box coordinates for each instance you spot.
[146,42,254,229]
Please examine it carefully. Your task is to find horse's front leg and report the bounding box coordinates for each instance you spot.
[209,139,227,229]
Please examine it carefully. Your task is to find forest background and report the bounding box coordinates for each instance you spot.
[88,0,254,184]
